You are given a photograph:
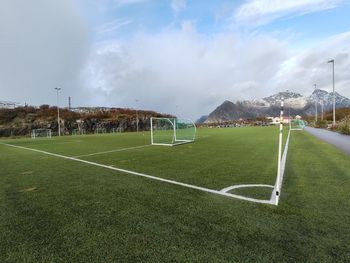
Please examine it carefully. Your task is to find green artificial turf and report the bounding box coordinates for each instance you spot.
[229,186,274,200]
[1,127,350,262]
[2,127,285,190]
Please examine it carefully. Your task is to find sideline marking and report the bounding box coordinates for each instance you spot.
[271,129,291,205]
[221,184,274,193]
[220,184,274,204]
[73,144,151,158]
[1,142,274,205]
[51,140,83,145]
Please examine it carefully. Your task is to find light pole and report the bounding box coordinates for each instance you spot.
[328,59,335,126]
[54,87,61,136]
[135,99,139,133]
[321,100,324,121]
[314,84,318,122]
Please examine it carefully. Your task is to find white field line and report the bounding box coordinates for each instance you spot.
[46,140,83,145]
[221,184,274,193]
[271,129,291,205]
[278,129,291,190]
[151,143,174,147]
[1,142,273,205]
[220,184,274,204]
[73,144,152,158]
[16,140,83,146]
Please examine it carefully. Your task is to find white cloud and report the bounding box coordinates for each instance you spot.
[0,0,89,106]
[83,27,288,119]
[273,31,350,98]
[171,0,187,15]
[235,0,343,26]
[80,0,147,13]
[83,26,350,119]
[96,19,133,34]
[114,0,147,7]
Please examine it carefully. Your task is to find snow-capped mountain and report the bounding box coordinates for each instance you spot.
[309,89,350,109]
[262,91,306,108]
[202,89,350,123]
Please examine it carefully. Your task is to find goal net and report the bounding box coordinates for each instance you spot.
[31,129,52,139]
[72,129,86,135]
[290,119,306,130]
[151,117,196,146]
[95,128,106,134]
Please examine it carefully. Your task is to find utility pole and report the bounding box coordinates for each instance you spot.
[135,99,139,133]
[314,84,318,122]
[54,87,61,136]
[328,59,336,126]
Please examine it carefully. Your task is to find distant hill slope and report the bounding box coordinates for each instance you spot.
[196,115,208,124]
[205,89,350,123]
[0,105,172,137]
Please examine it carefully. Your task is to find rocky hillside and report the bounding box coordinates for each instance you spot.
[204,89,350,123]
[0,105,172,137]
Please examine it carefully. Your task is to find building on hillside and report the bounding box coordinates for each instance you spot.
[266,117,279,125]
[0,101,22,109]
[266,116,291,125]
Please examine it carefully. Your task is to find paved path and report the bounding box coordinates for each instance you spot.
[305,127,350,155]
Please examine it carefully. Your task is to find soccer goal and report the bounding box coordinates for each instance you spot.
[111,128,123,133]
[31,129,52,139]
[95,128,107,134]
[290,119,306,130]
[151,117,196,146]
[72,129,86,136]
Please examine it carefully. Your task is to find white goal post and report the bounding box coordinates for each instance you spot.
[31,129,52,139]
[95,128,107,134]
[150,117,196,146]
[72,129,86,135]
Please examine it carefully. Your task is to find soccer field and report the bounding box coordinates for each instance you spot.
[1,127,287,202]
[1,127,350,261]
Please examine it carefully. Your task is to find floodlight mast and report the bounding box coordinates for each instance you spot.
[275,97,284,205]
[150,117,153,144]
[328,59,336,126]
[54,87,61,136]
[135,99,139,133]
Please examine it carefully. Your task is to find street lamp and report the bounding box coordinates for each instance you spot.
[54,87,61,136]
[314,84,318,122]
[135,99,139,133]
[327,59,335,126]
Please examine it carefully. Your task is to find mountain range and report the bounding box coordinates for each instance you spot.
[201,89,350,123]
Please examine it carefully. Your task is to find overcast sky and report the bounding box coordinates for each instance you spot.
[1,0,350,119]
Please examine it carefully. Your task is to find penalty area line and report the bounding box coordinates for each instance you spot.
[1,142,273,205]
[73,144,152,158]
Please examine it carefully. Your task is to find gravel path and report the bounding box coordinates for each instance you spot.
[305,127,350,155]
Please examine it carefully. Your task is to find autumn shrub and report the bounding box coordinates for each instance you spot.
[338,116,350,135]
